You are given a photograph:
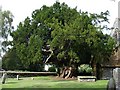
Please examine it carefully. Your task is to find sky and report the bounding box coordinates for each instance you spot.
[0,0,119,33]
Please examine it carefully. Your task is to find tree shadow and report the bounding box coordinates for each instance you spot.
[3,79,23,84]
[2,81,17,85]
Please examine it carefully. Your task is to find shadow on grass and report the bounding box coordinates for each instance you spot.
[4,81,18,84]
[4,78,23,84]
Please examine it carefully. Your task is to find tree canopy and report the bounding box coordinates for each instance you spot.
[3,2,115,75]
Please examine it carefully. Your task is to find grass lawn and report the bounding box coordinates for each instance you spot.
[1,76,108,90]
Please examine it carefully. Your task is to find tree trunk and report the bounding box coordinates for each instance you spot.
[91,57,97,78]
[59,66,76,79]
[96,63,101,80]
[92,64,97,77]
[92,63,101,80]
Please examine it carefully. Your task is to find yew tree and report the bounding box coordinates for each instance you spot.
[11,2,115,77]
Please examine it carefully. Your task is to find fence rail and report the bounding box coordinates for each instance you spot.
[0,71,57,77]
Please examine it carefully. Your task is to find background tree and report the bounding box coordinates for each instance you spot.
[2,47,22,70]
[0,8,14,69]
[0,8,13,53]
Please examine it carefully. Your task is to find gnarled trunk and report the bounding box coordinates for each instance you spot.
[59,66,76,79]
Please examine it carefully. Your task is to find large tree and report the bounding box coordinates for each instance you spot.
[11,2,115,77]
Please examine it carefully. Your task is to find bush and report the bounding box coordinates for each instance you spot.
[48,66,56,72]
[86,67,92,73]
[78,64,93,74]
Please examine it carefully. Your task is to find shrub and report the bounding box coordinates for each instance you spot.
[48,66,56,72]
[78,64,93,74]
[86,67,92,73]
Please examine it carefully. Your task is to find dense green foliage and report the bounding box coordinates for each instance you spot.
[2,48,21,70]
[78,64,93,75]
[2,2,115,72]
[48,66,56,72]
[10,17,44,71]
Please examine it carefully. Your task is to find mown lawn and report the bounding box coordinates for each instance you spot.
[1,76,108,90]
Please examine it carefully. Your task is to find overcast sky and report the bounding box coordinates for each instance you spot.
[0,0,119,33]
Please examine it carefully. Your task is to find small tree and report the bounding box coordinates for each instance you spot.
[0,8,13,53]
[0,8,14,70]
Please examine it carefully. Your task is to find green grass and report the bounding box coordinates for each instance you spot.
[1,76,108,90]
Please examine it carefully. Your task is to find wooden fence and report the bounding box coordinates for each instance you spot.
[0,71,57,77]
